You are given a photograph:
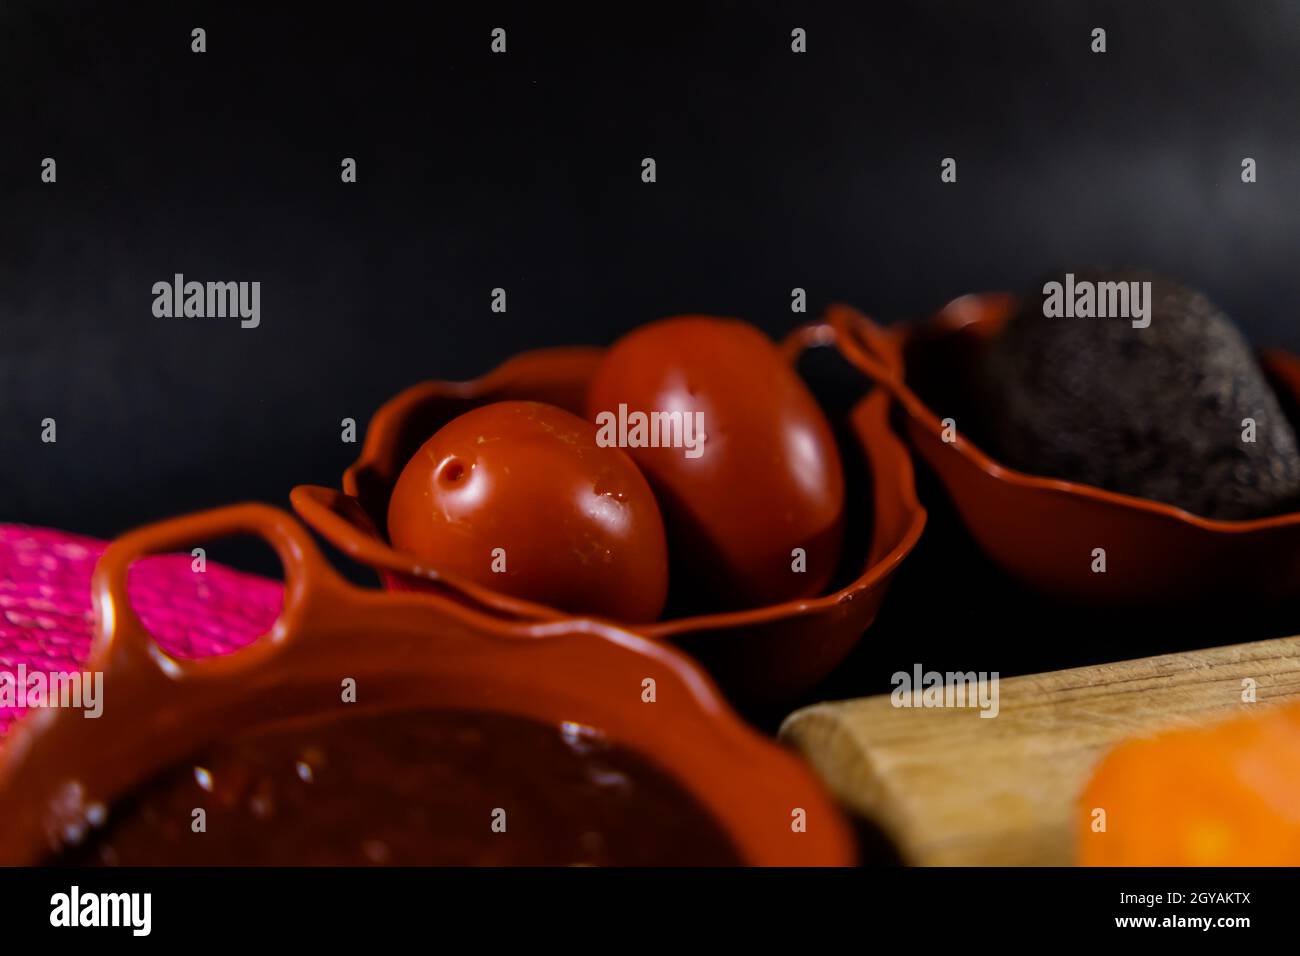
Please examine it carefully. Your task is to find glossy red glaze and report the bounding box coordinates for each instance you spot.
[827,296,1300,605]
[0,505,855,866]
[586,316,845,611]
[291,339,926,705]
[387,401,669,623]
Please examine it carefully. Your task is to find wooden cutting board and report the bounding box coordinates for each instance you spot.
[780,635,1300,866]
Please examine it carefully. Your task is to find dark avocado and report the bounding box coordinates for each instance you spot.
[975,270,1300,520]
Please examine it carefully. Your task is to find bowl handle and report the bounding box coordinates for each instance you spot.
[823,304,911,393]
[779,318,839,362]
[89,502,344,670]
[783,304,915,404]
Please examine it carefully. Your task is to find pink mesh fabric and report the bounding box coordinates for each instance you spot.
[0,525,283,738]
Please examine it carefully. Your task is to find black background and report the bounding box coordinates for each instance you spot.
[4,2,1300,693]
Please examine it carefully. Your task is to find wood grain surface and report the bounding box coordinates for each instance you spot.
[780,635,1300,865]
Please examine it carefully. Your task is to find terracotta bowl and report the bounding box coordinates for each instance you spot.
[0,504,855,866]
[825,296,1300,606]
[291,336,926,706]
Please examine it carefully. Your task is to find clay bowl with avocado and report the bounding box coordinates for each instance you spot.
[822,274,1300,606]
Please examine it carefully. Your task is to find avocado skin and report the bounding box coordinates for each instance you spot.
[975,271,1300,520]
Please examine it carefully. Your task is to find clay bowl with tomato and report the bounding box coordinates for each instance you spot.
[292,317,926,706]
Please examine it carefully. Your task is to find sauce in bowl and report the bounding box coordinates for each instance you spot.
[55,708,741,866]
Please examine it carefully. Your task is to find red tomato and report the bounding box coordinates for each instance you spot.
[387,401,669,622]
[587,316,845,610]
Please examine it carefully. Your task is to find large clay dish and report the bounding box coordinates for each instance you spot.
[826,296,1300,606]
[0,504,855,866]
[291,336,926,706]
